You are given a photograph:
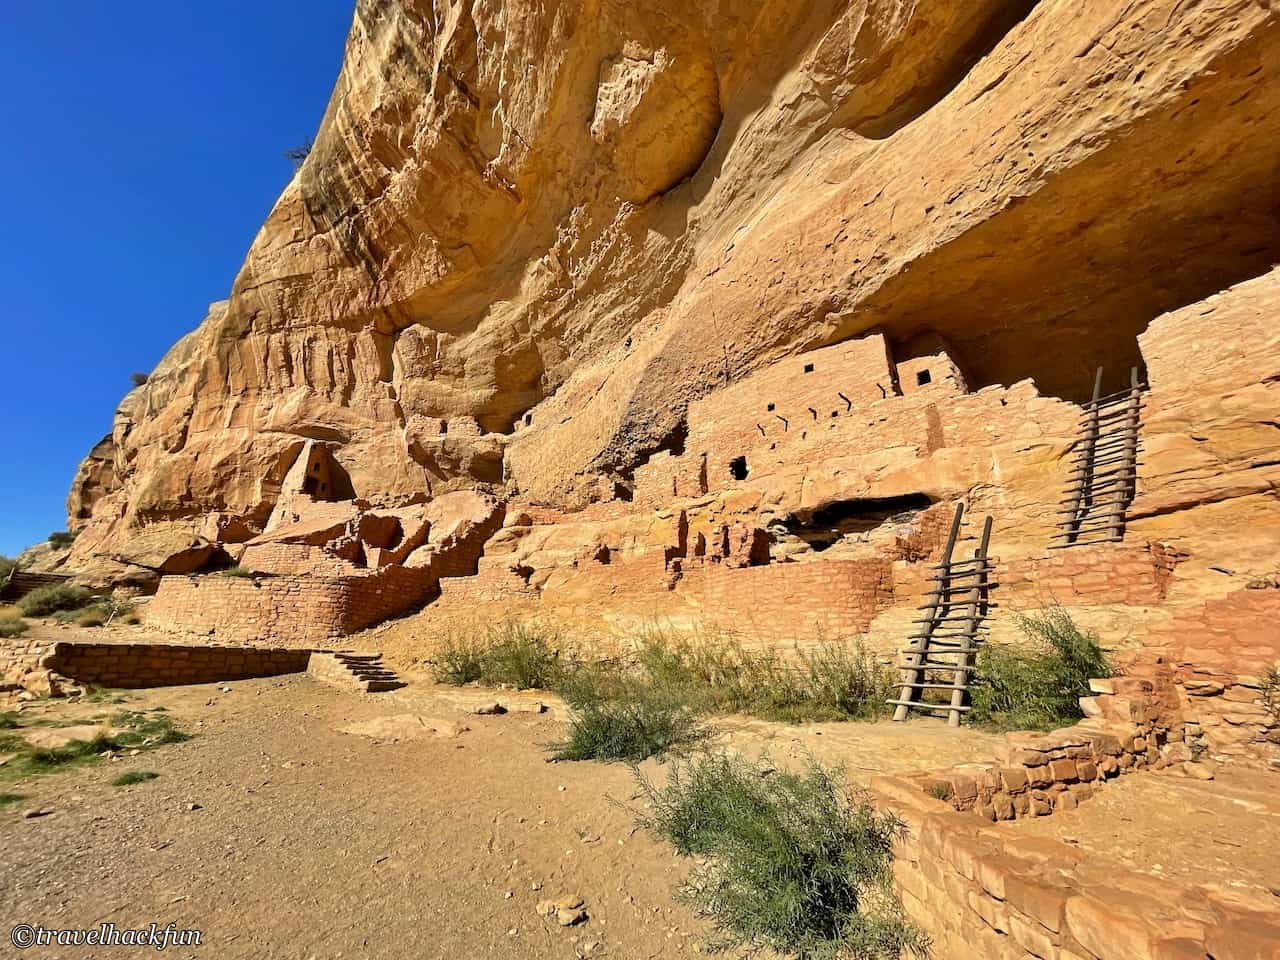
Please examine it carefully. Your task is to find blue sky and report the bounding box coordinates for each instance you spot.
[0,2,354,556]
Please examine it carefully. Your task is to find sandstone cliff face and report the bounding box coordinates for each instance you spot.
[69,0,1280,563]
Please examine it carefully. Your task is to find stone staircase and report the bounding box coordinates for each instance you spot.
[307,651,405,693]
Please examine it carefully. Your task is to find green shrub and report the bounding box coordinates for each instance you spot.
[969,607,1111,731]
[553,671,705,762]
[75,609,107,628]
[112,770,160,787]
[431,632,486,685]
[0,792,24,807]
[631,630,894,723]
[636,753,927,960]
[480,622,567,689]
[430,622,568,690]
[18,584,93,618]
[0,616,29,639]
[47,531,77,549]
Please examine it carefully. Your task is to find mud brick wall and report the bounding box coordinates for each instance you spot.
[147,566,440,646]
[870,776,1280,960]
[47,641,311,688]
[693,558,894,644]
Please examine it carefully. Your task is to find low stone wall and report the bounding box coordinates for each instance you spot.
[1,634,54,683]
[1,571,72,601]
[146,566,440,646]
[870,776,1280,960]
[47,641,312,688]
[904,655,1187,821]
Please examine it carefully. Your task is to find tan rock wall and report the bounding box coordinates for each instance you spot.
[46,641,312,689]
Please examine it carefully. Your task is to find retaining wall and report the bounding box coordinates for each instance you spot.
[47,641,312,688]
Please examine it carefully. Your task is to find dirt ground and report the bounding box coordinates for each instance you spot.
[2,673,1277,959]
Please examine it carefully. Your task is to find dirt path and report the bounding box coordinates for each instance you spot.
[4,674,1275,959]
[2,678,710,959]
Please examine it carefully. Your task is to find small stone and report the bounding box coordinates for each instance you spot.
[22,808,53,820]
[474,703,506,716]
[504,891,514,900]
[186,802,203,812]
[555,894,585,910]
[558,907,588,927]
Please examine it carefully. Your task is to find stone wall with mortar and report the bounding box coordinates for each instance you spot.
[146,565,441,646]
[47,641,312,689]
[871,775,1280,960]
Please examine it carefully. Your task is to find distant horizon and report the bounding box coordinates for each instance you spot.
[0,2,354,557]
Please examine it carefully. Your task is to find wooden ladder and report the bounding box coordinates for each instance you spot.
[889,503,995,727]
[1053,367,1145,549]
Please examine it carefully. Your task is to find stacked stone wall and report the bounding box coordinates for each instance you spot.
[871,775,1279,960]
[146,566,439,646]
[47,641,311,688]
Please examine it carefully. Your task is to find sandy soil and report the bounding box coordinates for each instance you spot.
[2,674,1276,959]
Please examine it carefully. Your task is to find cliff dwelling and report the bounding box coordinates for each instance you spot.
[4,3,1280,959]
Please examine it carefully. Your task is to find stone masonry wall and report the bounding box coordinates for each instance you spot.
[47,641,312,688]
[870,775,1280,960]
[692,558,895,644]
[0,634,55,684]
[146,565,440,646]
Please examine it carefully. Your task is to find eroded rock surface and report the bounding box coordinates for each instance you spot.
[66,0,1280,554]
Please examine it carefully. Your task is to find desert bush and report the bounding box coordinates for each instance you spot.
[633,630,894,723]
[0,792,24,806]
[636,752,927,960]
[17,584,92,618]
[75,609,107,628]
[1262,666,1280,722]
[112,770,159,787]
[430,622,568,690]
[480,622,567,689]
[47,531,77,548]
[431,631,486,685]
[552,668,705,762]
[0,615,29,639]
[0,711,190,783]
[969,607,1111,731]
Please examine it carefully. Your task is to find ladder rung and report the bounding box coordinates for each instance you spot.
[886,700,971,713]
[912,662,979,672]
[928,558,996,571]
[896,682,969,690]
[1078,406,1142,426]
[1064,466,1139,481]
[916,601,998,611]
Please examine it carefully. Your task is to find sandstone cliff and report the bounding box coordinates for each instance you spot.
[67,0,1280,570]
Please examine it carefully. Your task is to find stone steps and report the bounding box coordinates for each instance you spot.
[308,651,406,694]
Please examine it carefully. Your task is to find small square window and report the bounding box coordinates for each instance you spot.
[767,402,776,412]
[916,369,932,386]
[803,363,814,374]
